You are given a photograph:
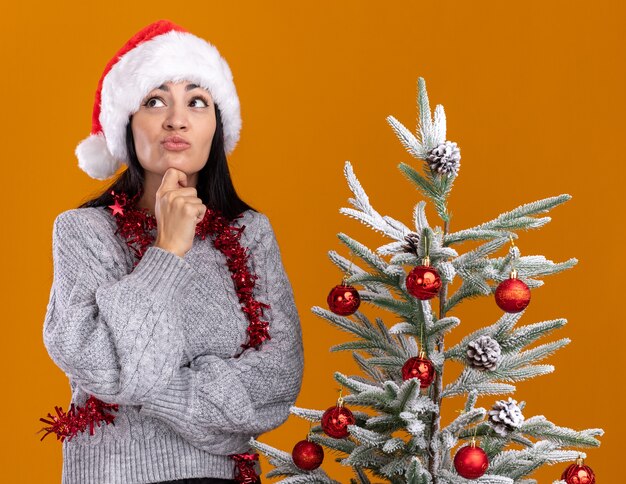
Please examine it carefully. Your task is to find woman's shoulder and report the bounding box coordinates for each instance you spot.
[232,209,272,245]
[234,208,268,226]
[54,205,114,225]
[53,206,117,238]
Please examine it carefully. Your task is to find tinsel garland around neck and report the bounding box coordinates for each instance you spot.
[108,188,272,351]
[39,188,268,483]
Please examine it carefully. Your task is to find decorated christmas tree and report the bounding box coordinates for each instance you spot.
[248,77,603,484]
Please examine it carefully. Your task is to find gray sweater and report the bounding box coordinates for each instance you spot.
[42,206,305,484]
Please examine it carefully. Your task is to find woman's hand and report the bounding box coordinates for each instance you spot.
[154,167,207,258]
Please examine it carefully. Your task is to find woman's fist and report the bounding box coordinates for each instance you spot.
[153,168,207,258]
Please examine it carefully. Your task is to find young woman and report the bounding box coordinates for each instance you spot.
[42,19,304,484]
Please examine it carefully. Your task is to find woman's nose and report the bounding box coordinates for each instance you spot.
[163,101,189,130]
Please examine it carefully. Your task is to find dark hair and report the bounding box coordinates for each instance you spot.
[78,103,256,221]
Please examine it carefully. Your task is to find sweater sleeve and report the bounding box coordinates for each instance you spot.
[138,213,305,449]
[42,209,196,406]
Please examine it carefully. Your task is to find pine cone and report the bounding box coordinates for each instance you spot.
[402,232,421,255]
[466,335,501,371]
[488,397,524,436]
[426,140,461,176]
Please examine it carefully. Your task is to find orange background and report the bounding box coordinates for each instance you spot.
[2,1,623,482]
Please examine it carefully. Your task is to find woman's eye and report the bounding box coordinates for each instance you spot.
[143,96,209,108]
[144,97,165,108]
[190,97,209,108]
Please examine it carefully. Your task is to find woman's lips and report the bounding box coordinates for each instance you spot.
[162,141,191,151]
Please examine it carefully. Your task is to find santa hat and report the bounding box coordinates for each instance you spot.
[75,19,241,180]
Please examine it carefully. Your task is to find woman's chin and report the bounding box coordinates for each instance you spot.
[161,154,191,168]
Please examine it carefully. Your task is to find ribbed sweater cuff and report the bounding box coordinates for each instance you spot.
[129,246,195,300]
[140,373,193,427]
[140,359,258,437]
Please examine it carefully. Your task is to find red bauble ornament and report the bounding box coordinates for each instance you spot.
[401,354,436,388]
[406,262,442,300]
[561,458,596,484]
[327,282,361,316]
[321,404,356,438]
[292,438,324,470]
[494,269,531,313]
[454,443,489,479]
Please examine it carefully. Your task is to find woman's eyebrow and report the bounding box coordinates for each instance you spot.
[156,83,201,92]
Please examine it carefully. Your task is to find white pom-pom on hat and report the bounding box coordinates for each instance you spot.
[76,19,242,180]
[75,133,122,181]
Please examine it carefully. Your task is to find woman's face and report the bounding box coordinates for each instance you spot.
[131,80,216,179]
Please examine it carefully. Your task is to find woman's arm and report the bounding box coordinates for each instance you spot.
[138,214,305,450]
[43,208,195,406]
